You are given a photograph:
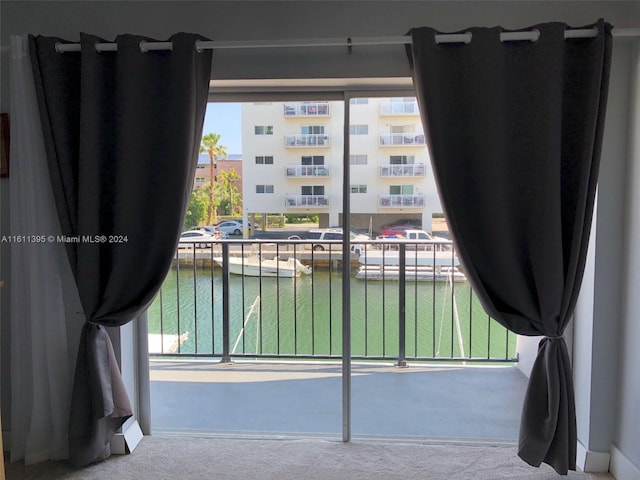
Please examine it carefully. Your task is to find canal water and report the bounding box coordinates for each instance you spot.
[148,266,516,361]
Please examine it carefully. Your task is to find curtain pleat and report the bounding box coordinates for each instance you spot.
[407,20,611,474]
[29,32,212,467]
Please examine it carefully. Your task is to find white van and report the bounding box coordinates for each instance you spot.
[305,228,369,252]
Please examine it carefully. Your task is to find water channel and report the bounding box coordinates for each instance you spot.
[148,265,516,361]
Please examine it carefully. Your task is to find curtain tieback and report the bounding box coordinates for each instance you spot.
[545,334,563,340]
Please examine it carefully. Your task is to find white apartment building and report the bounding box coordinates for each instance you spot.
[241,98,442,233]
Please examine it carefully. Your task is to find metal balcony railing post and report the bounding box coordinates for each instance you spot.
[397,243,407,367]
[221,242,232,363]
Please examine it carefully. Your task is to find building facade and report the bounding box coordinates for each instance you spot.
[241,98,441,232]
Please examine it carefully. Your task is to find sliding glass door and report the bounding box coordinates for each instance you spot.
[143,90,522,444]
[347,95,522,443]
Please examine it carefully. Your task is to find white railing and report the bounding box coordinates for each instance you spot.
[379,100,420,115]
[379,133,426,146]
[284,134,331,148]
[379,164,426,177]
[378,194,425,208]
[285,165,330,177]
[285,194,330,207]
[284,102,331,117]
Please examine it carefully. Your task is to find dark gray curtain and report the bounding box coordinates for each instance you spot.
[407,20,611,475]
[29,33,212,467]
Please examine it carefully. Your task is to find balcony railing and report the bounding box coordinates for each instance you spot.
[379,164,426,177]
[379,133,426,146]
[379,194,425,207]
[284,134,330,148]
[284,102,330,117]
[148,239,517,364]
[379,100,420,115]
[285,165,330,177]
[285,194,330,207]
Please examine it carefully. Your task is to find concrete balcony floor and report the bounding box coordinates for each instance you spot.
[150,360,527,443]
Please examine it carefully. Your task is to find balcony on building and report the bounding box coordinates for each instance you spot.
[379,133,426,147]
[285,165,330,178]
[379,99,420,116]
[378,193,425,208]
[286,194,330,207]
[284,102,331,117]
[284,134,331,148]
[379,164,426,177]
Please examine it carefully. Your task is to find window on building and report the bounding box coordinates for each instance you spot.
[390,125,414,133]
[349,124,369,135]
[301,185,325,196]
[301,155,325,165]
[195,177,206,183]
[349,98,368,104]
[389,185,414,195]
[255,125,274,135]
[256,184,274,194]
[255,155,274,164]
[390,155,416,164]
[196,164,206,169]
[349,154,368,165]
[301,125,325,135]
[351,184,367,193]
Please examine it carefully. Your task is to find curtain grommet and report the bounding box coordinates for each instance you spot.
[434,31,472,45]
[500,29,540,43]
[530,29,541,42]
[140,41,173,53]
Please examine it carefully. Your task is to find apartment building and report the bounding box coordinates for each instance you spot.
[241,98,441,232]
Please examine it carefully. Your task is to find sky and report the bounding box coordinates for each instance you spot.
[202,103,242,155]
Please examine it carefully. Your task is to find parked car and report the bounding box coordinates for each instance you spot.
[378,224,418,238]
[215,220,244,236]
[232,218,252,228]
[178,230,215,248]
[401,229,452,251]
[305,228,370,252]
[194,225,229,239]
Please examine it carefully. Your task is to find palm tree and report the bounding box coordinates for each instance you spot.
[218,168,241,216]
[199,133,228,224]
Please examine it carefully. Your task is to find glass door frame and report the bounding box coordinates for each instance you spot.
[136,85,418,442]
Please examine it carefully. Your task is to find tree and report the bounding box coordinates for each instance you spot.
[183,187,210,231]
[215,168,241,216]
[199,133,228,224]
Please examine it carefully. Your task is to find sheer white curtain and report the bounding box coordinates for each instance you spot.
[9,35,73,464]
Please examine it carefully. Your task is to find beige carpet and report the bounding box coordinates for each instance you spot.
[6,435,614,480]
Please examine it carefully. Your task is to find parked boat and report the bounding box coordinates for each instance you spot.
[355,250,466,282]
[358,250,460,267]
[214,255,312,277]
[355,265,466,282]
[148,332,189,354]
